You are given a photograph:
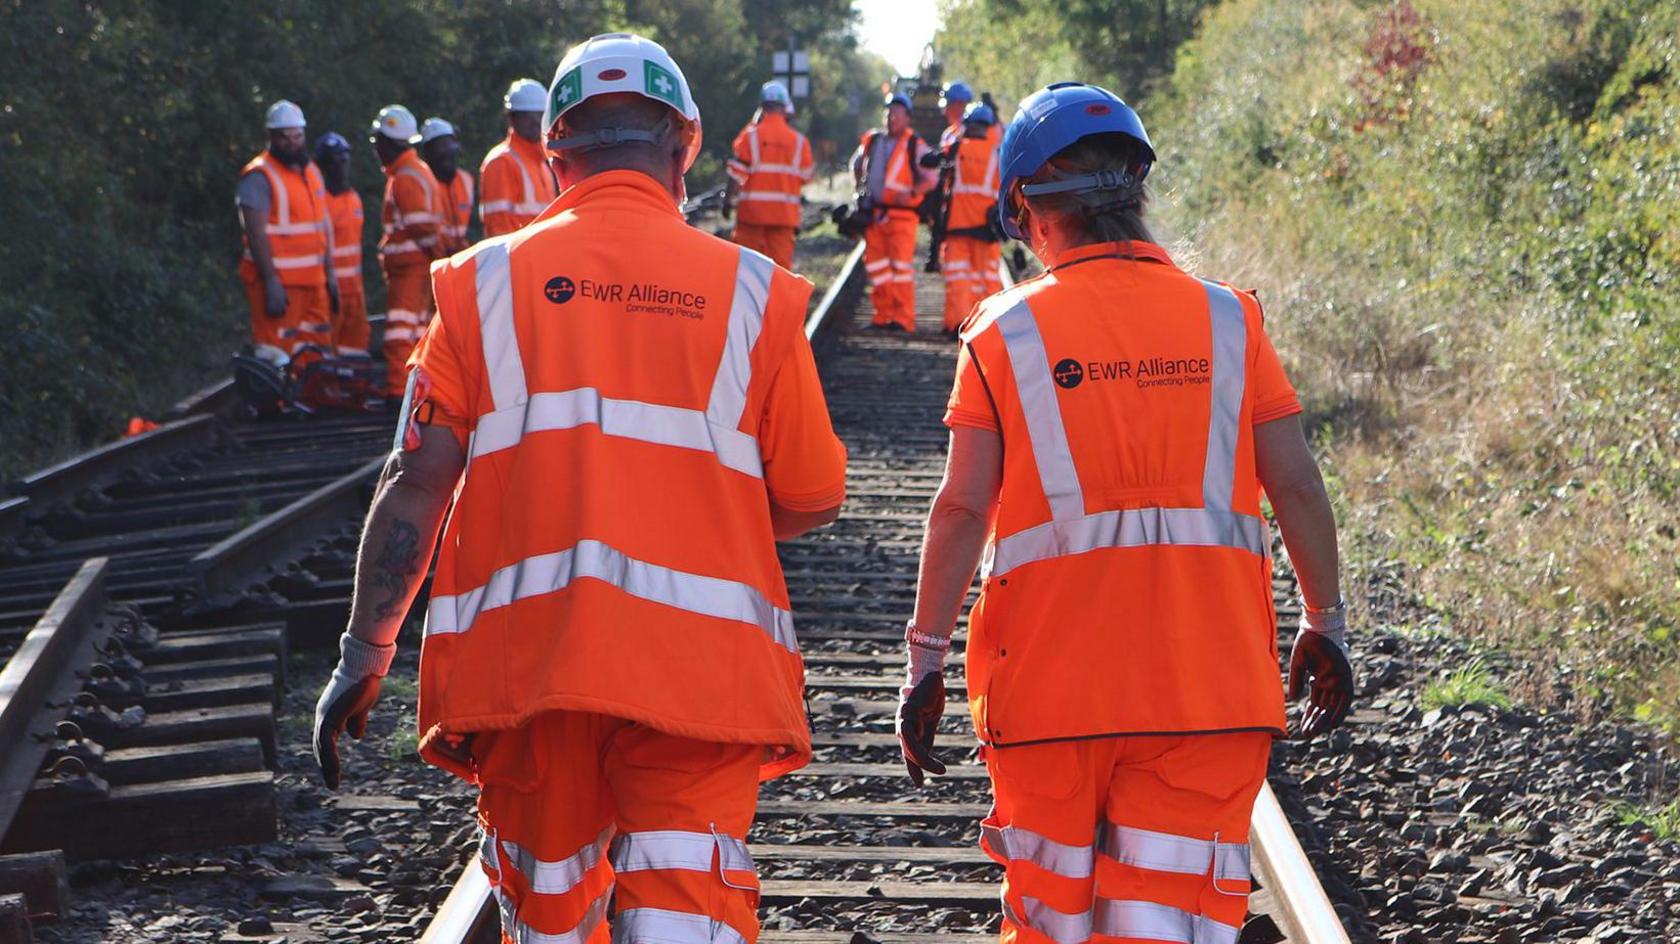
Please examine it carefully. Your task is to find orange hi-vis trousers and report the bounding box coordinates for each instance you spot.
[941,235,1002,332]
[333,276,371,357]
[981,732,1270,944]
[473,711,764,944]
[381,263,432,396]
[243,277,331,362]
[864,212,920,330]
[733,223,797,271]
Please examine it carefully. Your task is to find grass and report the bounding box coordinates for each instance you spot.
[386,719,421,764]
[1420,658,1514,711]
[1616,798,1680,841]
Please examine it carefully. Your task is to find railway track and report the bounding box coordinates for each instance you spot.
[416,244,1352,943]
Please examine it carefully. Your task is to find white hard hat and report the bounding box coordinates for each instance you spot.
[505,78,547,113]
[419,117,457,144]
[760,81,791,106]
[370,105,421,144]
[266,100,306,130]
[543,32,703,172]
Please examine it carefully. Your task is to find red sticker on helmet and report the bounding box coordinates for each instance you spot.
[598,68,627,81]
[1086,103,1112,115]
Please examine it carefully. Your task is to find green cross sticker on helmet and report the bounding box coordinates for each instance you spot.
[644,61,683,110]
[551,68,583,116]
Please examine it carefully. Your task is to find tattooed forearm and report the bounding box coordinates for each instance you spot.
[371,519,422,621]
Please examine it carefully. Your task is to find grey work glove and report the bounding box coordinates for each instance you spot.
[1288,607,1353,740]
[263,274,288,318]
[313,634,396,789]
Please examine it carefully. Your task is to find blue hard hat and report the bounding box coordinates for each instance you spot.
[884,92,913,112]
[996,82,1155,240]
[962,102,996,126]
[941,81,974,106]
[313,131,351,161]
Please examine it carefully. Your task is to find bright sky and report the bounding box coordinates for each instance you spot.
[854,0,942,76]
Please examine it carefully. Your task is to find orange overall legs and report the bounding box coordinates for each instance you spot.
[243,278,331,363]
[332,277,371,357]
[733,223,797,270]
[381,264,432,395]
[864,213,920,330]
[982,732,1270,944]
[474,711,764,944]
[941,236,1002,332]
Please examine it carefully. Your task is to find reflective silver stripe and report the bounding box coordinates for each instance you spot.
[382,240,422,255]
[612,908,748,944]
[385,309,425,325]
[706,249,774,432]
[334,264,362,279]
[268,221,321,235]
[506,891,610,944]
[472,239,527,411]
[480,199,514,215]
[268,255,320,269]
[1201,281,1247,509]
[1003,896,1091,944]
[981,823,1093,879]
[610,829,755,874]
[332,244,360,258]
[479,827,502,879]
[500,827,613,895]
[1098,824,1251,883]
[469,389,762,477]
[989,505,1269,577]
[423,538,797,652]
[402,211,442,224]
[1091,899,1240,944]
[997,299,1083,519]
[738,192,801,204]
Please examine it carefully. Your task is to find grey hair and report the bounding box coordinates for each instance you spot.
[1020,132,1154,246]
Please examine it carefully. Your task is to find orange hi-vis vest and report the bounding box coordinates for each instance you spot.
[439,169,474,250]
[479,134,557,237]
[864,128,924,214]
[955,242,1290,748]
[416,171,841,781]
[238,152,328,287]
[728,111,813,228]
[323,188,364,287]
[380,148,443,269]
[947,134,1000,231]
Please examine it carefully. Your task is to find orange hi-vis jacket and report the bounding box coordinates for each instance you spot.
[380,148,443,270]
[238,152,328,287]
[863,128,925,216]
[439,169,474,252]
[947,242,1301,748]
[323,187,365,288]
[479,134,557,237]
[947,133,1000,231]
[412,170,848,782]
[727,111,813,228]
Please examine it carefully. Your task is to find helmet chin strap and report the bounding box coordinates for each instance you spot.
[1019,167,1145,199]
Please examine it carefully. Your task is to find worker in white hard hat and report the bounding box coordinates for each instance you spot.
[419,117,474,253]
[313,31,845,944]
[478,78,559,236]
[235,99,337,366]
[370,104,444,399]
[723,80,814,269]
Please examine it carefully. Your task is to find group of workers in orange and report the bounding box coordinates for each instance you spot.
[235,80,559,397]
[307,31,1355,944]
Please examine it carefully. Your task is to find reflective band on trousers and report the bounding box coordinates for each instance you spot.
[464,238,775,477]
[981,823,1093,879]
[981,282,1262,579]
[1098,823,1250,883]
[1095,899,1240,944]
[612,908,749,944]
[502,889,609,944]
[499,826,614,895]
[423,538,798,653]
[1005,895,1241,944]
[610,829,755,874]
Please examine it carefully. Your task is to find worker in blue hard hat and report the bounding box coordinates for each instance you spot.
[936,101,1004,336]
[938,80,973,149]
[897,81,1352,944]
[848,92,937,330]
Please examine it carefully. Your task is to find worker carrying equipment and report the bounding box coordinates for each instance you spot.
[313,131,370,358]
[479,78,560,237]
[236,99,337,365]
[314,32,847,944]
[371,104,445,399]
[724,80,814,269]
[420,117,475,253]
[898,80,1354,944]
[935,101,1004,335]
[847,92,937,331]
